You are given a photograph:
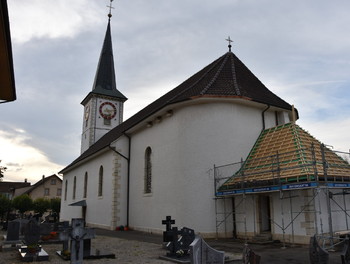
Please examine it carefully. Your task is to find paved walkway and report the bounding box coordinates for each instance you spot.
[96,229,344,263]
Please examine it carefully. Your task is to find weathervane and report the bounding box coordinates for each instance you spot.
[226,36,233,52]
[107,0,114,19]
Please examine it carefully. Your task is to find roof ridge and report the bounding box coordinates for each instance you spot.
[199,53,230,95]
[165,53,227,104]
[230,53,241,96]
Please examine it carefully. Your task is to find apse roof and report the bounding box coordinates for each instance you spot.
[218,123,350,193]
[60,51,295,173]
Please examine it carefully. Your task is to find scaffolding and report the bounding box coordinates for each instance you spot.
[214,143,350,248]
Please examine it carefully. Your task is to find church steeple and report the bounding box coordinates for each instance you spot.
[80,6,127,154]
[90,19,127,100]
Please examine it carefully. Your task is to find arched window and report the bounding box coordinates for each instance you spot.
[83,172,88,198]
[73,176,77,200]
[98,166,103,197]
[144,147,152,194]
[64,180,68,201]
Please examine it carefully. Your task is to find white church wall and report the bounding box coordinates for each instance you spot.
[110,135,130,228]
[129,101,277,237]
[60,150,115,229]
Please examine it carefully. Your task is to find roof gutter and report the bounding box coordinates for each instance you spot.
[261,105,270,130]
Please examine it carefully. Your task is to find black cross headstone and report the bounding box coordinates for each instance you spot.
[162,216,175,231]
[162,216,176,242]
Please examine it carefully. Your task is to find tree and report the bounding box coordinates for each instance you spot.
[0,160,7,181]
[12,194,33,217]
[50,197,61,218]
[0,194,12,220]
[33,198,50,216]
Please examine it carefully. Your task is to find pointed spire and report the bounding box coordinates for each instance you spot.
[91,10,127,100]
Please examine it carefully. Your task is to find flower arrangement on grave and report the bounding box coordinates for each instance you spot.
[27,243,40,253]
[41,231,58,241]
[62,249,71,258]
[176,249,184,257]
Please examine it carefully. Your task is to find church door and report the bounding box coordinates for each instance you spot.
[259,195,271,232]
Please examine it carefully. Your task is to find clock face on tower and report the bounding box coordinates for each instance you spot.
[99,101,117,120]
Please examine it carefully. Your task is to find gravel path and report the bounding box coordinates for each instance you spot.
[0,231,170,264]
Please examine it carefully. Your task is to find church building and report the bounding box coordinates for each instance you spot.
[60,13,350,244]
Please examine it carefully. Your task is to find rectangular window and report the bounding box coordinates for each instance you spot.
[104,118,111,126]
[51,179,56,185]
[57,188,62,196]
[44,188,50,196]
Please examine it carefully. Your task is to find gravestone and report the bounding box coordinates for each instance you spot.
[242,244,261,264]
[190,235,225,264]
[160,217,196,263]
[341,238,350,264]
[57,218,114,263]
[19,219,49,262]
[162,216,176,242]
[309,235,329,264]
[165,227,195,257]
[40,223,55,236]
[58,218,95,264]
[5,220,20,243]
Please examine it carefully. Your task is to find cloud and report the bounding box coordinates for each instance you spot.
[8,0,103,43]
[0,129,62,182]
[2,0,349,183]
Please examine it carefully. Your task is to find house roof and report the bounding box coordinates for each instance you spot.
[60,51,294,174]
[0,181,30,193]
[81,19,127,105]
[218,123,350,192]
[19,174,62,196]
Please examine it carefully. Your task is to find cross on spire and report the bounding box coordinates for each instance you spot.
[107,0,114,19]
[226,36,233,52]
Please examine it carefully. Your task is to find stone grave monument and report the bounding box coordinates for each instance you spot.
[19,219,49,262]
[309,235,329,264]
[3,220,21,246]
[163,215,176,242]
[190,235,225,264]
[160,216,195,263]
[57,218,114,263]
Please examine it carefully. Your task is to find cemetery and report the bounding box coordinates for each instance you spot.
[2,215,350,263]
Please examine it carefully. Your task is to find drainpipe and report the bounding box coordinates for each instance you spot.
[261,105,270,130]
[108,133,131,227]
[124,133,131,228]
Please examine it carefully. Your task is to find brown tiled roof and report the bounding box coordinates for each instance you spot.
[22,174,62,194]
[0,181,30,193]
[60,51,294,173]
[219,123,350,192]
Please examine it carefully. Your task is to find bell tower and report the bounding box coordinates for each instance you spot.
[80,2,127,154]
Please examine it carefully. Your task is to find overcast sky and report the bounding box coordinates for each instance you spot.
[2,0,350,183]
